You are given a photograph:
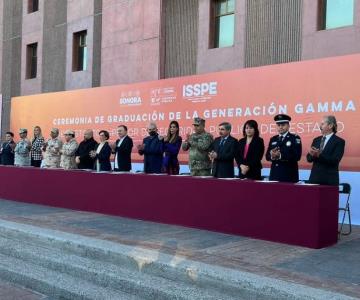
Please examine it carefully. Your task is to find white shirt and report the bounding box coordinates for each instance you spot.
[114,136,127,169]
[279,131,289,140]
[96,142,106,172]
[276,132,289,160]
[220,135,229,144]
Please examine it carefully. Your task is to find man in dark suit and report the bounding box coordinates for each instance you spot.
[307,115,345,186]
[209,122,238,178]
[266,114,302,182]
[0,131,16,165]
[113,125,133,172]
[137,122,164,174]
[75,129,98,169]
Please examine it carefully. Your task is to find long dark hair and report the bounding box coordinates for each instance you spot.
[242,120,260,138]
[166,121,180,143]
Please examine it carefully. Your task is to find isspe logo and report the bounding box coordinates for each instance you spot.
[182,82,217,103]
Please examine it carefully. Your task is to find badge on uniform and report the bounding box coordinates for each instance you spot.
[286,141,291,147]
[272,142,277,145]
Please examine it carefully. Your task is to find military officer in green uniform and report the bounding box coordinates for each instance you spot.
[182,118,214,176]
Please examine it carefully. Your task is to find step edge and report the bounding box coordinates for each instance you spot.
[0,219,355,300]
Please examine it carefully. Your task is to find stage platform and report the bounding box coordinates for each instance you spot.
[0,166,339,249]
[0,199,358,299]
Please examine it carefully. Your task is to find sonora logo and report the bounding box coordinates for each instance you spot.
[119,97,142,105]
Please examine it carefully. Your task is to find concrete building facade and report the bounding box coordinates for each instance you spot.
[1,0,359,135]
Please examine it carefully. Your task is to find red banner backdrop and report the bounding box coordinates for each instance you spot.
[11,54,360,170]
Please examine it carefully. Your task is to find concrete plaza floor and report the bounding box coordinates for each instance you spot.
[0,198,358,299]
[0,278,47,300]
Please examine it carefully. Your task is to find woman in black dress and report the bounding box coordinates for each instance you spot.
[91,130,112,172]
[237,120,265,180]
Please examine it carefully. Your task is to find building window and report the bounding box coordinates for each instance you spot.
[26,43,37,79]
[28,0,39,13]
[73,30,87,72]
[211,0,235,48]
[319,0,354,30]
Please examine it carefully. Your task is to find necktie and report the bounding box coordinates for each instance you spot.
[219,138,225,148]
[279,135,284,143]
[319,136,326,152]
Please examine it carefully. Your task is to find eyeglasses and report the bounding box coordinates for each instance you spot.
[193,124,200,127]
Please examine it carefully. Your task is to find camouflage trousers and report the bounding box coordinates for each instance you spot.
[190,169,212,176]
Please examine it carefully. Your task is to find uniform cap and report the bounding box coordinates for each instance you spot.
[19,128,27,134]
[274,114,291,124]
[192,117,205,126]
[64,130,75,136]
[51,128,59,134]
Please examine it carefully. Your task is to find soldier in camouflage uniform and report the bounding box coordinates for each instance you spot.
[182,118,214,176]
[43,128,63,168]
[14,128,31,166]
[60,130,78,170]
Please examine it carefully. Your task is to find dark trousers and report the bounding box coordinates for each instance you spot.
[31,159,42,168]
